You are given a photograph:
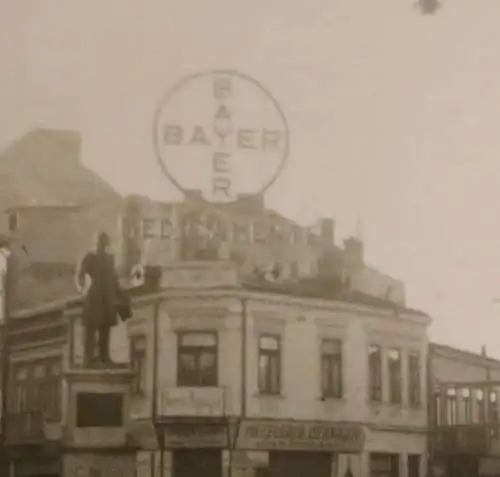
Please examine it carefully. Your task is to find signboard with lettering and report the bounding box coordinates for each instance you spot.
[153,70,289,203]
[164,423,228,448]
[236,420,365,453]
[160,387,225,417]
[64,454,136,477]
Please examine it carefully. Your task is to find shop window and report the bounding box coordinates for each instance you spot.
[76,392,123,427]
[177,332,217,387]
[368,345,382,402]
[408,455,420,477]
[388,348,402,404]
[370,453,399,477]
[408,351,421,408]
[258,335,281,395]
[131,335,147,395]
[321,339,343,398]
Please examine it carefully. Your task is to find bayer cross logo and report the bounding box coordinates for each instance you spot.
[153,70,290,202]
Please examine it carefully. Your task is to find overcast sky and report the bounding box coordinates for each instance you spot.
[2,0,500,355]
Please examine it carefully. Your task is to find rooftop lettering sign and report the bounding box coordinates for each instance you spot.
[153,70,289,203]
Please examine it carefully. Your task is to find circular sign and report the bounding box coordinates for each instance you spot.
[153,70,290,203]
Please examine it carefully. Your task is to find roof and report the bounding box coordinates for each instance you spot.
[8,265,430,321]
[241,276,428,317]
[430,342,500,367]
[0,128,120,210]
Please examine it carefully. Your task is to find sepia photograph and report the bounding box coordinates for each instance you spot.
[0,0,498,476]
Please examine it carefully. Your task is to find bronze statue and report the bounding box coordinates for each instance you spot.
[75,232,126,367]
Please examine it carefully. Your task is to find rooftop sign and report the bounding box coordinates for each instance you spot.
[153,70,289,202]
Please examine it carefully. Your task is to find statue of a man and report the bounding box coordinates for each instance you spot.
[75,232,122,367]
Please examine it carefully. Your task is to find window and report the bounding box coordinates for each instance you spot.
[460,388,472,424]
[434,387,442,426]
[177,332,217,387]
[446,388,457,425]
[489,391,499,424]
[388,348,402,404]
[45,360,62,421]
[7,211,18,233]
[10,366,29,413]
[321,339,342,398]
[142,218,157,238]
[408,351,421,408]
[408,455,420,477]
[475,388,485,424]
[258,335,281,395]
[369,345,382,402]
[131,335,147,395]
[9,360,62,420]
[370,453,399,477]
[76,392,123,427]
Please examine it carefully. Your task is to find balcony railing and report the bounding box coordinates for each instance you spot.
[432,425,492,455]
[4,411,44,444]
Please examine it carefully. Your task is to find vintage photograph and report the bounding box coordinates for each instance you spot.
[0,0,497,476]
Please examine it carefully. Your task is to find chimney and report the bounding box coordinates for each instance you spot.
[320,218,335,246]
[481,345,487,357]
[343,237,364,267]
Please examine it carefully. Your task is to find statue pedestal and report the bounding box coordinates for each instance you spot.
[64,367,135,449]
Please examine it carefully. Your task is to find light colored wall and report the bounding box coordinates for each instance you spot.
[131,289,430,433]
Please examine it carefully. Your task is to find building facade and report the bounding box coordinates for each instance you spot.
[428,344,500,477]
[126,260,430,477]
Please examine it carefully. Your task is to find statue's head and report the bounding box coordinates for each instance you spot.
[96,232,111,253]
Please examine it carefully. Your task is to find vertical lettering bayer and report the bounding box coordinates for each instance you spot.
[153,70,290,203]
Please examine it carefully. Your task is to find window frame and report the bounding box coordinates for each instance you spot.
[368,344,383,402]
[258,334,282,395]
[320,338,343,398]
[446,388,457,426]
[130,335,147,396]
[408,350,422,408]
[8,358,62,420]
[388,347,402,405]
[176,331,218,387]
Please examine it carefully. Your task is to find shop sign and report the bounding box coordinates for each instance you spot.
[164,423,228,448]
[65,454,135,477]
[160,386,225,417]
[236,420,365,453]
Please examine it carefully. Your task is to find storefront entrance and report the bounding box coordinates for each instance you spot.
[269,451,332,477]
[173,449,222,477]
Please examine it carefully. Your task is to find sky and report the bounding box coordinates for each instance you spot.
[1,0,500,355]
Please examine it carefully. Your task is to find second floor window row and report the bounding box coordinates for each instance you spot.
[369,345,422,407]
[434,386,499,426]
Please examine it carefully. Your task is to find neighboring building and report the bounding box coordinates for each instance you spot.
[428,343,500,477]
[0,127,119,230]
